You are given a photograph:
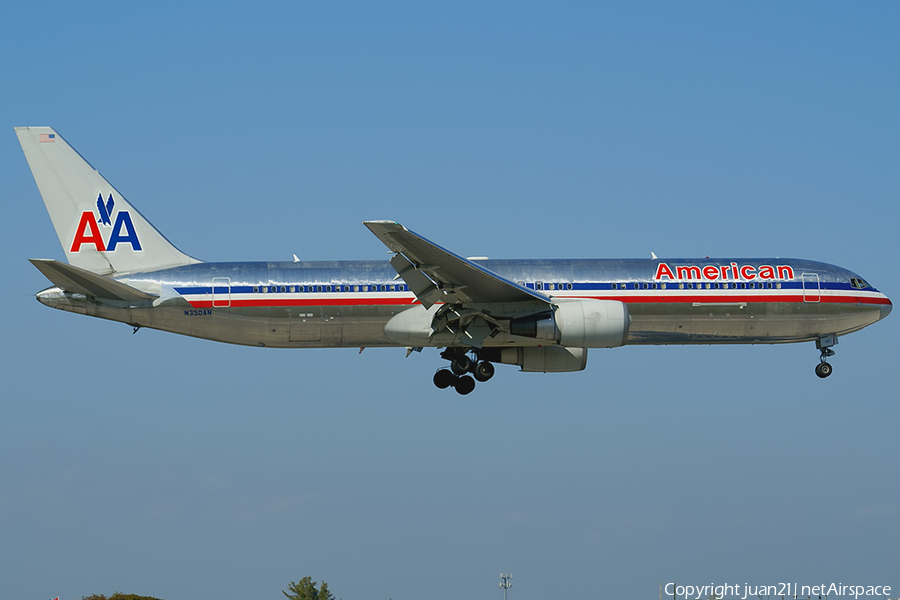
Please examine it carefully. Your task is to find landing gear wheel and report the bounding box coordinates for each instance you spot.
[433,369,456,389]
[451,355,474,376]
[454,375,476,395]
[815,362,833,379]
[473,361,495,382]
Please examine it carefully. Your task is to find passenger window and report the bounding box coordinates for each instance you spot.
[567,283,573,290]
[535,282,543,290]
[253,286,259,293]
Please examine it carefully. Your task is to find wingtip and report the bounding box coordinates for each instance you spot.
[363,220,406,232]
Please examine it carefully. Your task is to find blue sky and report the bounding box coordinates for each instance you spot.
[1,2,898,600]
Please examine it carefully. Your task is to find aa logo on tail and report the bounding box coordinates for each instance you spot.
[71,193,142,252]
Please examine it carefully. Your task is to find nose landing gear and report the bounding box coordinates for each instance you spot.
[815,360,833,378]
[815,335,837,378]
[434,349,495,394]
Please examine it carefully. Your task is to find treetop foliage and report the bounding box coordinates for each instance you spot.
[78,594,163,600]
[283,575,336,600]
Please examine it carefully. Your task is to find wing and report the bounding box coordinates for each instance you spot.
[364,221,549,309]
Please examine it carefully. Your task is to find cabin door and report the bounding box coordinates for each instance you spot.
[212,277,231,308]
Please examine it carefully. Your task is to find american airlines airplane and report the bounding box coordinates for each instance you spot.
[17,127,892,394]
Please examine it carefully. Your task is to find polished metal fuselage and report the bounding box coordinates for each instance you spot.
[36,258,891,349]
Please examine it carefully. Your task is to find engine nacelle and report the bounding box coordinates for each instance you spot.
[509,299,629,348]
[488,346,588,373]
[554,298,629,348]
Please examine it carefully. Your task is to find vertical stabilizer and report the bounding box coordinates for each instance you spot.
[16,127,199,275]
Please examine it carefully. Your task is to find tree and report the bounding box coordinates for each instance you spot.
[283,576,337,600]
[78,594,163,600]
[318,581,335,600]
[283,576,320,600]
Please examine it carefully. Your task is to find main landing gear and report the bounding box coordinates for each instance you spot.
[433,349,495,394]
[815,335,837,379]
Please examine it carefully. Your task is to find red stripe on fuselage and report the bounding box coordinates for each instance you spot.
[185,297,418,308]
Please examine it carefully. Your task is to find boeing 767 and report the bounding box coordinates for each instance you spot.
[17,127,892,394]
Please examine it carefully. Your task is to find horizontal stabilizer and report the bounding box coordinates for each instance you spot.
[30,259,158,302]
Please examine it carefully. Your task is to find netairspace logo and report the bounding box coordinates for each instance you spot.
[663,583,893,600]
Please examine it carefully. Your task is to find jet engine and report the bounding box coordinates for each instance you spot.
[509,299,630,348]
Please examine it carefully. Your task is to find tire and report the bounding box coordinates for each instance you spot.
[473,361,495,382]
[433,369,456,389]
[454,375,476,395]
[815,362,833,378]
[451,355,474,376]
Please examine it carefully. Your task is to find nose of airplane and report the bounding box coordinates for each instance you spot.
[881,299,892,321]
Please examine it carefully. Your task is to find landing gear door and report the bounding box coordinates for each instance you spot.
[212,277,231,308]
[802,272,820,303]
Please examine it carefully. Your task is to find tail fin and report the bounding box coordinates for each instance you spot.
[16,127,199,275]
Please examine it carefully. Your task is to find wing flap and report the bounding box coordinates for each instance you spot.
[30,259,158,302]
[389,253,445,309]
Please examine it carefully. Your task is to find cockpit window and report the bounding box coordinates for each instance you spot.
[850,278,870,289]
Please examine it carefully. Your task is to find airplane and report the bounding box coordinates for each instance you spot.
[16,126,892,394]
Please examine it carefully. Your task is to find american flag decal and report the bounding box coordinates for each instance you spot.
[39,133,56,143]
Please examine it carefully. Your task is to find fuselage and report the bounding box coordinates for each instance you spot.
[37,257,892,349]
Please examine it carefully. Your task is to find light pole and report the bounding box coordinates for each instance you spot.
[499,573,512,600]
